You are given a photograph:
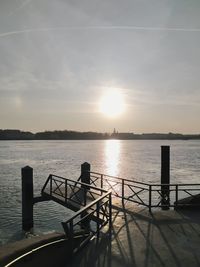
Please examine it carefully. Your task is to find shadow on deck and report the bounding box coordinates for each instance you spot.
[69,200,200,267]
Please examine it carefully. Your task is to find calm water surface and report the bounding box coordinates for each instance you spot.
[0,140,200,245]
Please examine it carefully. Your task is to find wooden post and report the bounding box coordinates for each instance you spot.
[81,162,90,188]
[161,146,170,210]
[80,162,91,230]
[22,166,34,231]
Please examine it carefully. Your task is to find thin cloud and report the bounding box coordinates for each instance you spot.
[1,25,200,38]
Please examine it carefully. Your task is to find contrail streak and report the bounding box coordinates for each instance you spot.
[1,25,200,38]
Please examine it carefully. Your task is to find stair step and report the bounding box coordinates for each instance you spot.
[62,222,91,237]
[87,213,105,224]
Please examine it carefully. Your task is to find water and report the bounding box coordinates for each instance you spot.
[0,140,200,245]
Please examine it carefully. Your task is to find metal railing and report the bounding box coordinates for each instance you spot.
[89,171,200,212]
[41,174,112,250]
[62,191,112,251]
[41,174,108,209]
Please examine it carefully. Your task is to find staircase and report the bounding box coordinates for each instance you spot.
[41,174,112,253]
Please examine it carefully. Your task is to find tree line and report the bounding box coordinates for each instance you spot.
[0,129,200,140]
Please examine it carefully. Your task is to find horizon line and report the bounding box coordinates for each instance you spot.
[1,129,200,135]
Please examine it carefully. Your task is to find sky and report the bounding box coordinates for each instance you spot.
[0,0,200,134]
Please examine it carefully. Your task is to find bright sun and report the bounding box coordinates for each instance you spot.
[99,90,126,118]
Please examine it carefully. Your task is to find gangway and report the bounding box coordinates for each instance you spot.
[40,174,112,250]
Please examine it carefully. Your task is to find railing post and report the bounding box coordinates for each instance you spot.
[65,179,68,203]
[175,185,178,209]
[122,179,125,206]
[22,166,34,231]
[96,202,100,239]
[161,146,170,210]
[50,175,52,196]
[149,185,152,213]
[101,174,103,190]
[109,193,112,238]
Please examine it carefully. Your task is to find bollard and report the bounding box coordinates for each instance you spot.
[22,166,34,231]
[80,162,91,230]
[161,146,170,210]
[81,162,90,188]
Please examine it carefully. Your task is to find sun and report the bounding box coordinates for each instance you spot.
[99,89,126,118]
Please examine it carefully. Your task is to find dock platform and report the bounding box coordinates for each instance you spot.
[70,200,200,267]
[2,201,200,267]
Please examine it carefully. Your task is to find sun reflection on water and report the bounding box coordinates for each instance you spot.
[105,139,121,176]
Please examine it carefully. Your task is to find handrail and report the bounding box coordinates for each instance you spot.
[90,171,200,187]
[64,190,111,223]
[41,173,112,248]
[41,171,200,215]
[89,170,200,211]
[62,190,112,248]
[90,171,149,186]
[41,174,51,192]
[50,174,108,193]
[41,174,108,195]
[41,174,110,214]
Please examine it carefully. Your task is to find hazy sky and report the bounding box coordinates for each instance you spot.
[0,0,200,133]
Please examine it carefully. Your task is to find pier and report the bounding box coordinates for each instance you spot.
[1,146,200,267]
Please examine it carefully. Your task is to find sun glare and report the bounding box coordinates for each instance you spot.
[99,90,126,118]
[105,139,121,176]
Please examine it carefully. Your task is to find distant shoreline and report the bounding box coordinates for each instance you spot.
[0,129,200,140]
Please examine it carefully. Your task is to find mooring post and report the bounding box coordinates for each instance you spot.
[81,162,91,189]
[161,146,170,210]
[80,162,91,230]
[22,166,34,231]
